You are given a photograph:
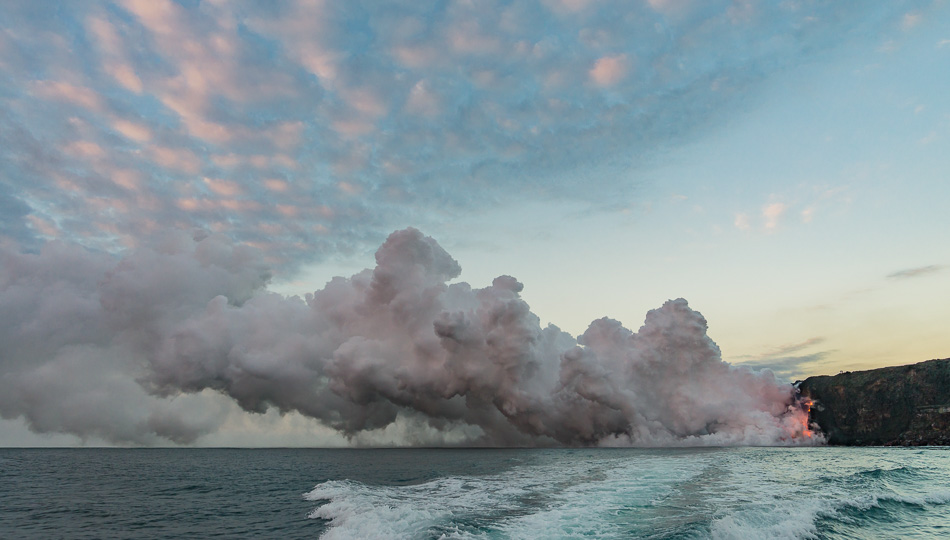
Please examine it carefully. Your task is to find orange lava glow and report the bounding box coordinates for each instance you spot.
[799,398,815,439]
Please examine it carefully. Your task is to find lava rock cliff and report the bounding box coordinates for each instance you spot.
[798,358,950,446]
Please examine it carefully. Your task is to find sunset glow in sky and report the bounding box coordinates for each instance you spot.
[1,0,948,446]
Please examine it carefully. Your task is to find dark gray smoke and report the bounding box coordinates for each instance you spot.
[0,228,818,446]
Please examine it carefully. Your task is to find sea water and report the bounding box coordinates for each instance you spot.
[1,447,948,539]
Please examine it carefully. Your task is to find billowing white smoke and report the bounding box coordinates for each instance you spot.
[0,228,818,446]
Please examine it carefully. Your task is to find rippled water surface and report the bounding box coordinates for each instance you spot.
[2,447,948,539]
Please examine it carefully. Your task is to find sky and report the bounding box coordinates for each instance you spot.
[1,0,948,447]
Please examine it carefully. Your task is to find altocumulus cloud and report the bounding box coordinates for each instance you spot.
[0,0,921,270]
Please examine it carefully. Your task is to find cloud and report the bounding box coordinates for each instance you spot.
[762,202,787,230]
[753,337,827,359]
[589,54,629,86]
[801,207,815,223]
[736,337,830,380]
[0,1,919,270]
[0,188,34,248]
[901,12,922,31]
[887,265,945,280]
[31,81,106,112]
[735,184,849,232]
[85,15,143,93]
[739,353,830,381]
[734,212,751,231]
[0,229,818,446]
[111,118,152,143]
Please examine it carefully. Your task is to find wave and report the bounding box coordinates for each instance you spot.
[708,488,950,540]
[303,456,703,539]
[836,490,950,513]
[303,450,950,540]
[305,476,535,540]
[848,465,923,481]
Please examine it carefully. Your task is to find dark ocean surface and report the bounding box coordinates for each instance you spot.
[1,447,949,539]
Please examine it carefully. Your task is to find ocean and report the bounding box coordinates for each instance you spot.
[1,447,948,539]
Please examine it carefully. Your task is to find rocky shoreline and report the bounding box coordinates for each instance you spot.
[797,358,950,446]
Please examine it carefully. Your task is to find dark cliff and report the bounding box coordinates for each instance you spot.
[798,358,950,446]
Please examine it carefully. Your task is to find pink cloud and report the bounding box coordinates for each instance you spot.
[211,154,243,168]
[337,181,362,195]
[112,118,152,142]
[27,215,60,238]
[150,146,202,175]
[543,0,598,14]
[32,81,105,112]
[263,179,290,192]
[176,197,260,213]
[589,54,629,87]
[219,199,260,212]
[763,202,787,230]
[63,140,106,160]
[276,205,299,217]
[86,16,144,93]
[333,119,375,137]
[110,169,142,191]
[345,88,388,118]
[108,63,143,93]
[203,177,243,197]
[271,122,305,151]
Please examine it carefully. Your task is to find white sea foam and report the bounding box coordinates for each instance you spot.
[708,499,828,540]
[305,449,950,540]
[305,475,532,540]
[306,453,709,539]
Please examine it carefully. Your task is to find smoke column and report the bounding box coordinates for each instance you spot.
[0,228,818,446]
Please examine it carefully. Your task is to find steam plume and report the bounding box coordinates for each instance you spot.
[0,229,817,446]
